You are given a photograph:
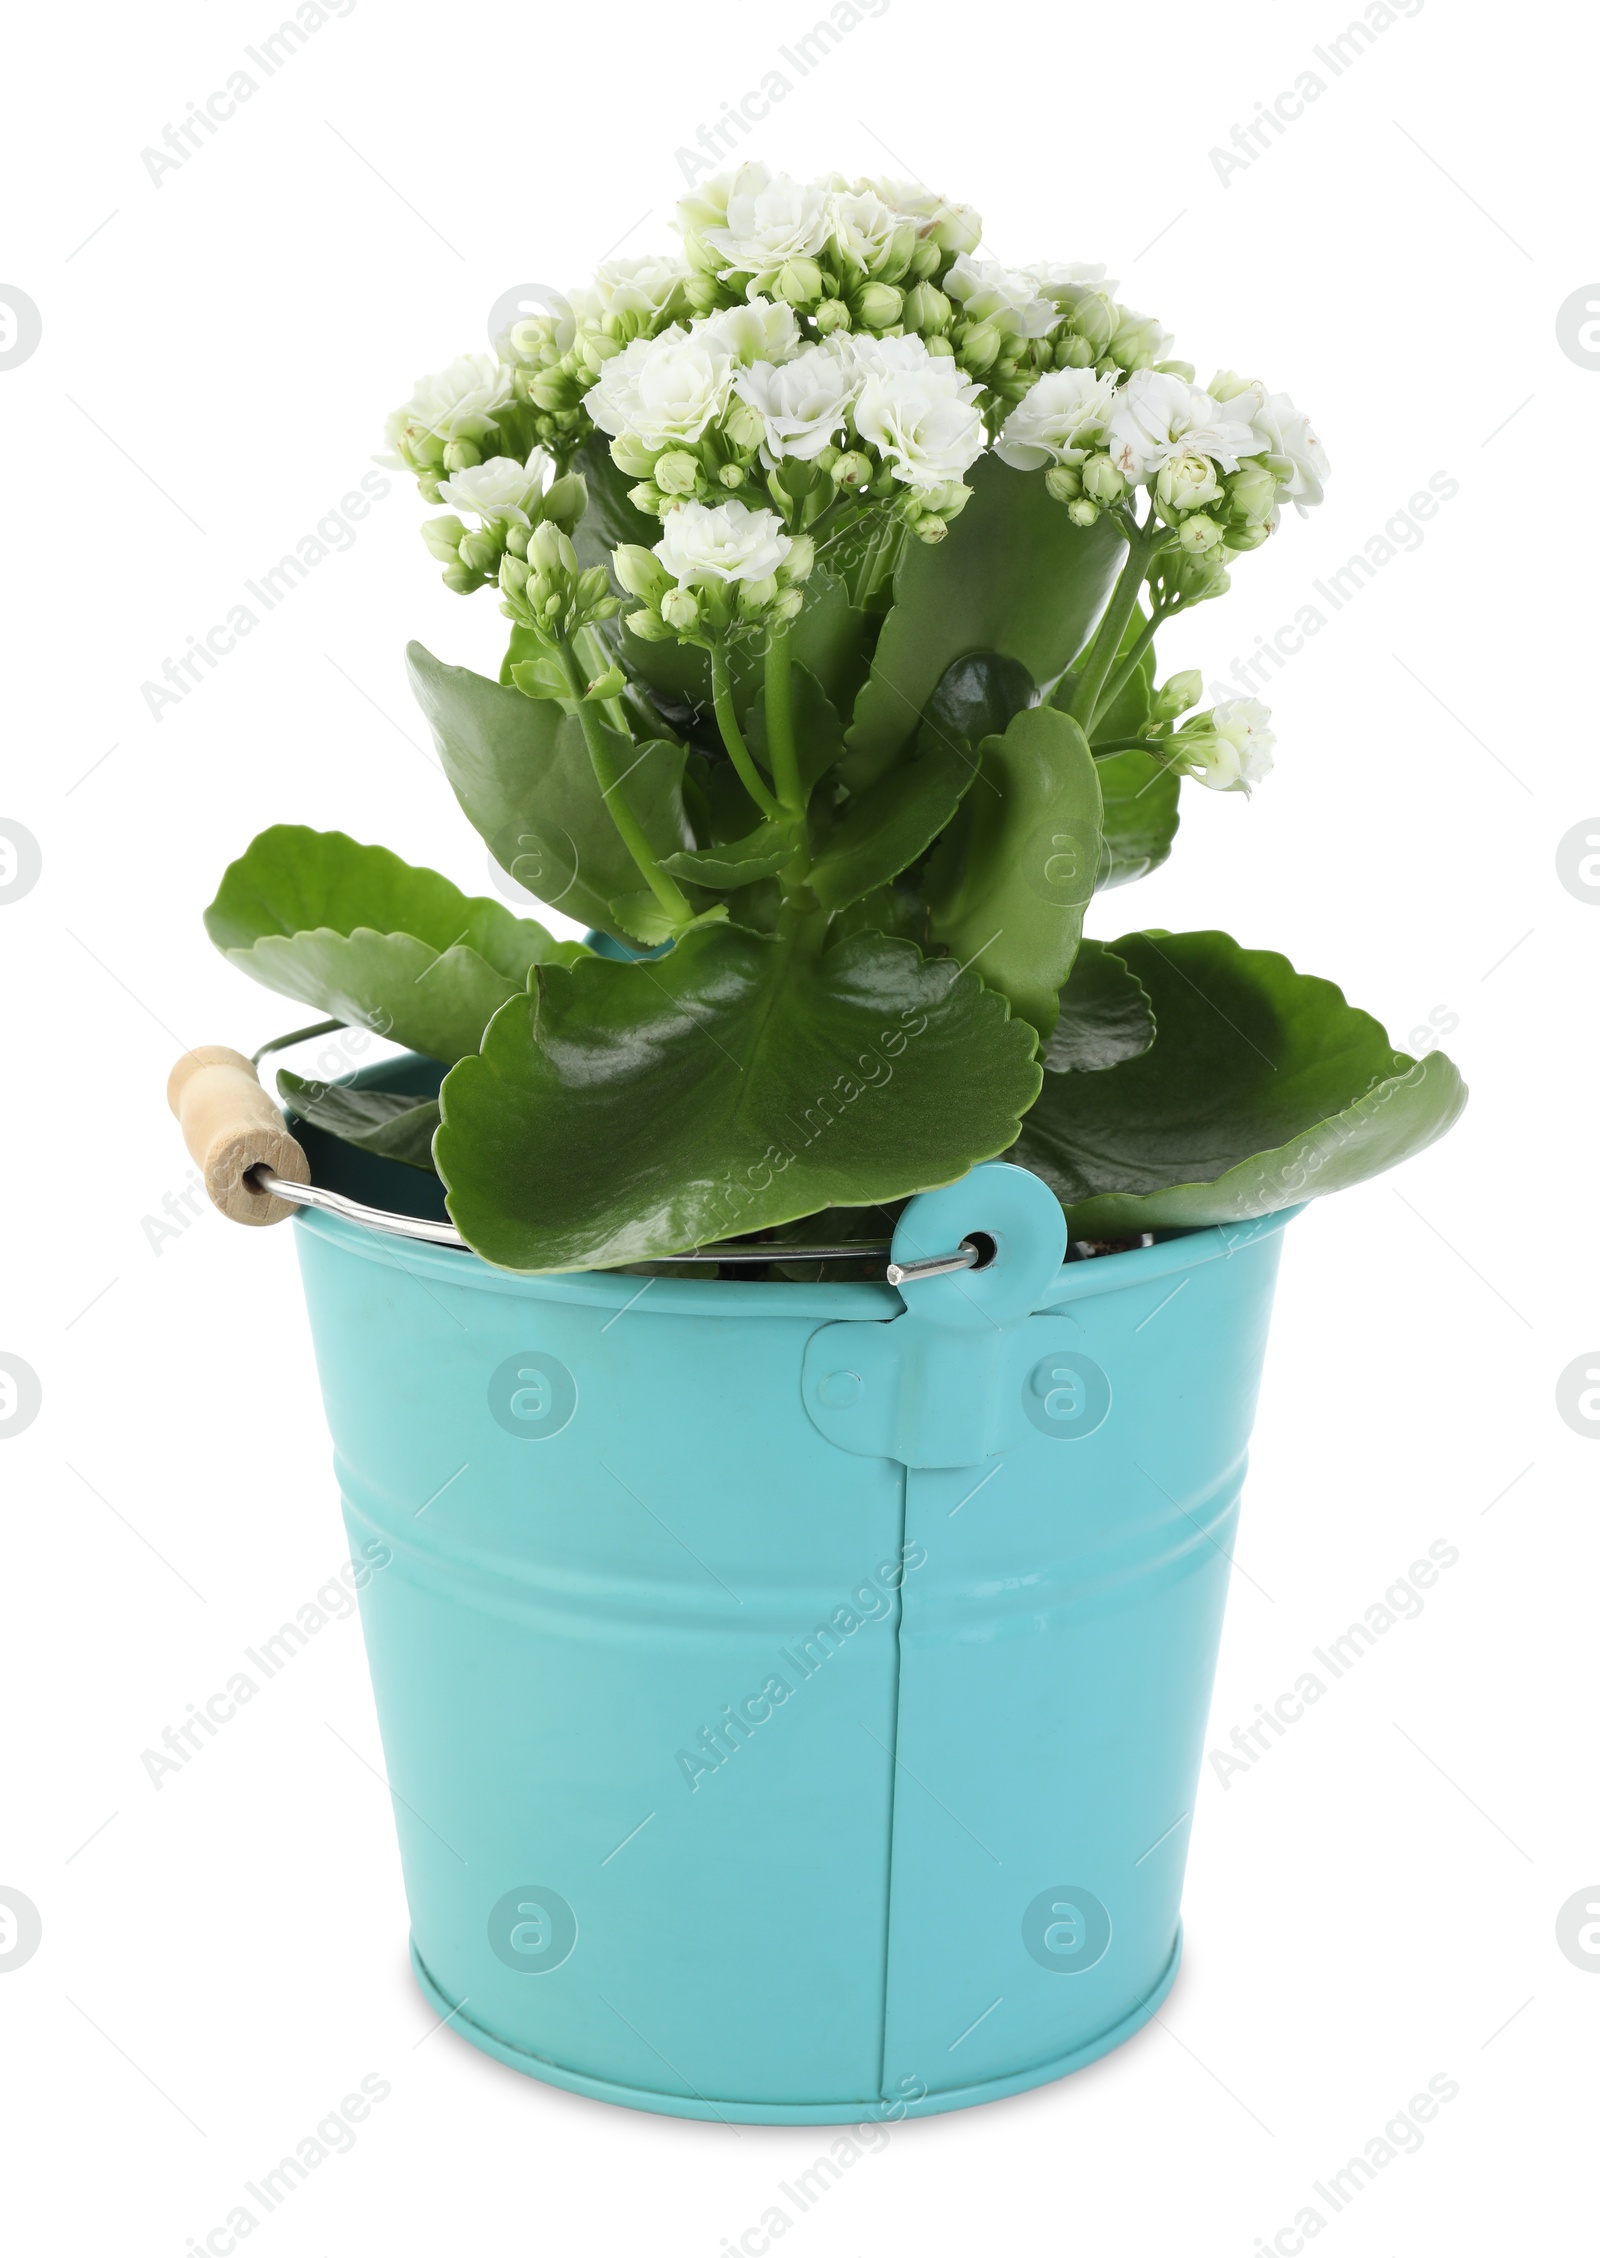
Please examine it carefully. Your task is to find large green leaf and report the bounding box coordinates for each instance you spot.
[277,1070,441,1171]
[204,828,578,1063]
[842,455,1126,788]
[435,924,1042,1271]
[1043,940,1155,1072]
[1013,930,1468,1232]
[926,706,1102,1039]
[407,643,694,939]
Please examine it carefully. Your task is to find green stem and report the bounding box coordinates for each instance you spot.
[574,622,631,737]
[1089,606,1169,734]
[763,624,805,815]
[557,642,692,928]
[710,645,780,821]
[1067,522,1152,728]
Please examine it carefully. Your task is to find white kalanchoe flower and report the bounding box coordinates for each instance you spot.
[1250,391,1329,514]
[699,162,831,276]
[585,254,694,323]
[944,254,1058,340]
[587,322,736,453]
[828,190,905,273]
[1105,370,1264,483]
[1185,699,1276,794]
[436,451,550,524]
[734,346,857,464]
[829,331,946,382]
[996,368,1122,470]
[1024,260,1120,302]
[655,498,793,587]
[385,353,512,450]
[855,360,989,492]
[861,178,983,255]
[700,299,803,366]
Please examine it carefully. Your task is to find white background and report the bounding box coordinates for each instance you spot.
[2,0,1595,2250]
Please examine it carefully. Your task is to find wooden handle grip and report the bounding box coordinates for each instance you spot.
[166,1046,310,1226]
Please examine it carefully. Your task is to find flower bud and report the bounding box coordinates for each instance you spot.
[680,271,722,315]
[853,281,904,331]
[1153,669,1204,722]
[1054,334,1097,369]
[775,257,823,306]
[737,574,779,616]
[1067,497,1101,527]
[1226,462,1278,525]
[442,438,483,473]
[1045,465,1082,505]
[718,462,747,488]
[723,398,766,451]
[1081,455,1126,504]
[541,471,587,530]
[912,515,950,544]
[499,555,530,597]
[907,235,942,281]
[833,450,872,490]
[1176,512,1224,554]
[441,563,478,594]
[578,333,623,377]
[813,297,852,337]
[782,534,816,584]
[902,282,952,335]
[504,522,531,558]
[1224,521,1271,553]
[1155,452,1222,513]
[576,565,612,611]
[421,515,466,563]
[655,451,700,497]
[458,528,502,576]
[612,544,669,601]
[529,522,577,575]
[660,586,700,632]
[958,320,1002,373]
[628,481,666,516]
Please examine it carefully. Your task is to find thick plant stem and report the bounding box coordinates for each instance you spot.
[1068,529,1151,728]
[710,646,780,821]
[558,642,692,928]
[763,624,805,815]
[1090,607,1167,733]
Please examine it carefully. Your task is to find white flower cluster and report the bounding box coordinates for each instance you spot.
[586,313,985,531]
[1174,698,1277,794]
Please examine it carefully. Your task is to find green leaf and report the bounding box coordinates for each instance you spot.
[435,924,1042,1271]
[204,827,578,1064]
[1012,930,1468,1233]
[1043,940,1155,1072]
[808,740,977,912]
[926,706,1102,1038]
[841,455,1126,789]
[277,1070,441,1172]
[407,642,695,939]
[506,645,573,702]
[660,817,799,888]
[918,650,1037,763]
[746,663,846,794]
[1093,748,1183,889]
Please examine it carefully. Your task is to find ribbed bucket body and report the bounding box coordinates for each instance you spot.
[292,1159,1291,2122]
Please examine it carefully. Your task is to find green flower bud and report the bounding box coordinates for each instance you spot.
[441,563,478,595]
[499,555,530,597]
[541,471,588,530]
[1054,334,1097,369]
[718,462,747,488]
[770,588,805,622]
[578,333,623,377]
[1155,452,1222,513]
[612,544,669,602]
[680,271,722,315]
[853,281,904,331]
[1226,462,1279,525]
[627,607,671,641]
[1081,455,1126,505]
[957,320,1002,374]
[1109,312,1169,371]
[628,481,666,516]
[1224,521,1271,553]
[911,515,950,545]
[902,282,952,336]
[833,450,872,490]
[813,298,852,337]
[775,257,823,306]
[458,528,503,576]
[661,586,700,632]
[723,398,766,451]
[1045,464,1082,505]
[609,432,660,479]
[1154,358,1196,382]
[782,534,815,584]
[442,438,483,473]
[923,334,956,358]
[1176,513,1224,554]
[1153,670,1204,722]
[907,235,942,281]
[421,515,466,563]
[504,523,531,559]
[576,564,612,611]
[737,574,778,616]
[655,450,700,497]
[1067,498,1101,527]
[529,522,578,575]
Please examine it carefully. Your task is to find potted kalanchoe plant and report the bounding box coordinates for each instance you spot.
[172,163,1464,2124]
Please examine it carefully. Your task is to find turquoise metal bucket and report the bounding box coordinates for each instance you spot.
[290,1084,1293,2123]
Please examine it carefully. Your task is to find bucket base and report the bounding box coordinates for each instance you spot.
[408,1928,1182,2124]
